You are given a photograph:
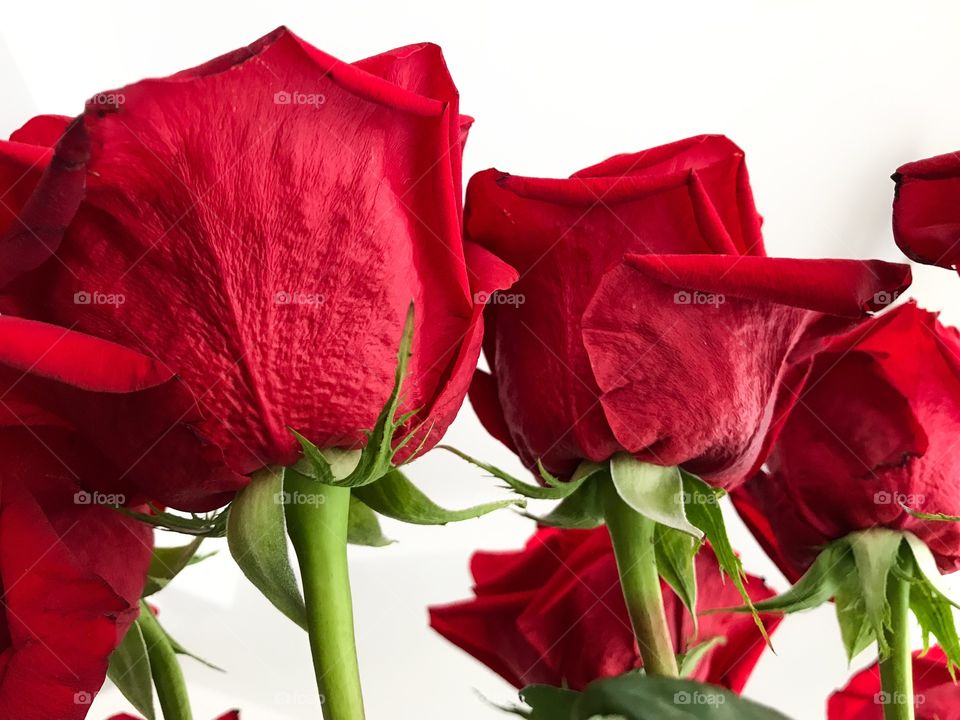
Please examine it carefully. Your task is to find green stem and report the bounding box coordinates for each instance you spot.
[601,480,679,677]
[285,472,365,720]
[137,600,193,720]
[878,560,915,720]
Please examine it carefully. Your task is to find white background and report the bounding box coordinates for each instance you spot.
[3,2,960,719]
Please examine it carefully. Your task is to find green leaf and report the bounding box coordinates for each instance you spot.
[610,455,702,539]
[107,621,155,720]
[527,474,607,529]
[226,467,307,630]
[512,684,578,718]
[677,636,725,678]
[441,446,601,500]
[745,541,853,614]
[903,532,960,608]
[353,469,523,525]
[143,538,204,597]
[655,525,700,636]
[347,496,393,546]
[848,529,905,655]
[681,471,767,643]
[576,674,793,719]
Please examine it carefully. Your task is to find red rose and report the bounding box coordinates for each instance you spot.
[828,646,957,720]
[465,136,910,488]
[0,27,514,510]
[893,151,960,269]
[0,427,152,720]
[429,527,781,692]
[734,302,960,578]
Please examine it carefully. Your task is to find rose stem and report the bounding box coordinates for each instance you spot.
[137,599,194,720]
[285,471,365,720]
[601,480,680,677]
[878,553,915,720]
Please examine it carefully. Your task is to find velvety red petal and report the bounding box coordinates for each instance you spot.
[9,115,71,146]
[0,430,151,720]
[893,152,960,268]
[8,28,474,473]
[581,254,911,489]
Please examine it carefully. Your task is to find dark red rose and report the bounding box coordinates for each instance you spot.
[0,27,514,510]
[734,302,960,578]
[893,151,960,269]
[110,713,239,720]
[465,136,911,489]
[0,427,152,720]
[828,646,958,720]
[429,527,781,692]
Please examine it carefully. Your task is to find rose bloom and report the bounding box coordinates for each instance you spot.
[0,27,514,510]
[734,302,960,578]
[465,136,910,489]
[828,646,958,720]
[429,527,781,692]
[893,150,960,269]
[0,423,151,720]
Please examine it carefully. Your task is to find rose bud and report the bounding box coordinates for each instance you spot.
[466,136,911,489]
[0,27,514,511]
[0,426,151,720]
[430,527,780,692]
[893,151,960,269]
[828,646,955,720]
[733,302,960,577]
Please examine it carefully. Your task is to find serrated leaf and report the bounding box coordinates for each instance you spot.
[226,467,307,630]
[353,469,523,525]
[576,674,792,719]
[677,636,725,678]
[107,621,155,720]
[903,532,960,608]
[681,471,767,643]
[848,529,905,655]
[143,538,204,597]
[610,455,703,539]
[527,474,607,529]
[742,541,853,614]
[441,446,601,500]
[655,525,700,637]
[347,495,393,546]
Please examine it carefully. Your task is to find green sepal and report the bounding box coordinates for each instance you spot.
[347,495,393,546]
[834,568,875,662]
[226,467,308,630]
[677,636,725,678]
[900,503,960,523]
[121,505,229,538]
[903,532,960,608]
[143,538,205,597]
[441,446,602,501]
[610,455,702,539]
[681,470,768,643]
[107,621,156,720]
[655,524,701,636]
[512,674,793,719]
[903,533,960,675]
[525,473,607,529]
[353,468,523,525]
[848,529,905,656]
[744,541,853,614]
